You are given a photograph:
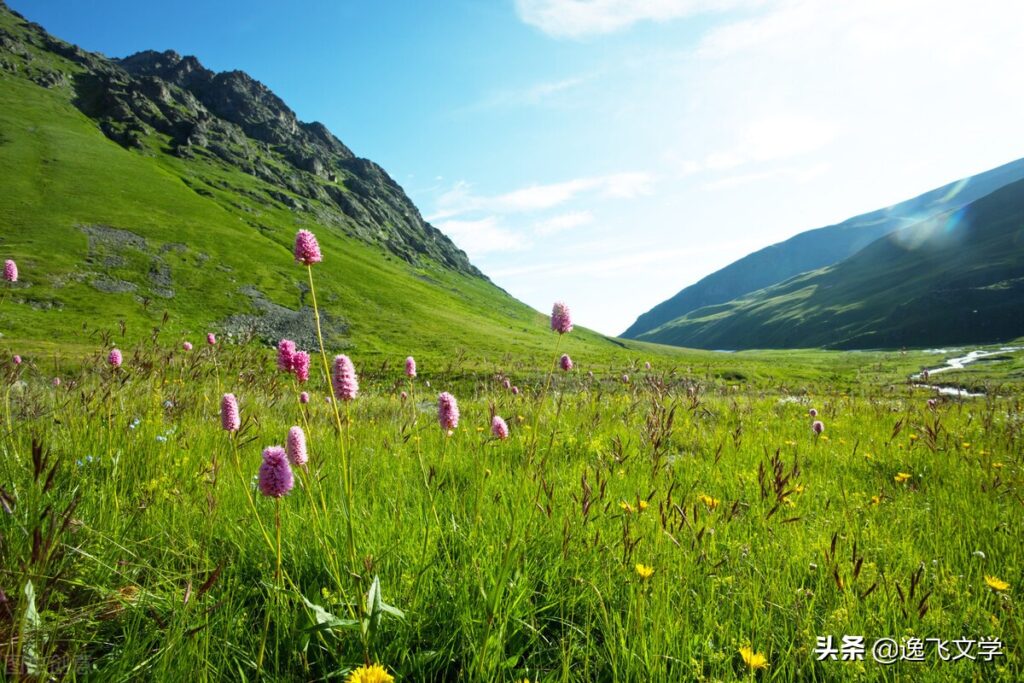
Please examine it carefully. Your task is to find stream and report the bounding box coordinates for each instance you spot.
[909,346,1022,398]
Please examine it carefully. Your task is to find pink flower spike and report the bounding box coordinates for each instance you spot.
[258,446,294,497]
[809,408,818,417]
[207,333,217,346]
[503,378,511,390]
[511,386,519,395]
[182,341,193,351]
[286,426,308,467]
[559,354,573,371]
[491,415,509,440]
[332,354,359,401]
[292,351,310,383]
[294,229,322,265]
[221,393,240,432]
[551,301,573,334]
[13,355,21,365]
[405,356,417,378]
[644,361,651,370]
[400,390,408,401]
[4,259,17,282]
[277,339,296,372]
[299,391,310,404]
[52,377,61,387]
[812,420,825,435]
[108,349,122,369]
[437,392,459,431]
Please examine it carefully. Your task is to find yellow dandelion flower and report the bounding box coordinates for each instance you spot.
[739,646,768,670]
[476,426,485,432]
[793,484,805,494]
[864,452,873,459]
[894,472,911,484]
[619,501,635,514]
[784,439,797,446]
[345,663,394,683]
[992,462,1003,469]
[638,500,649,511]
[820,435,829,441]
[870,495,881,506]
[635,563,654,580]
[985,575,1010,591]
[962,442,971,449]
[699,494,720,510]
[909,434,918,441]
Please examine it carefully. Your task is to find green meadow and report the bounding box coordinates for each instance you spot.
[1,314,1021,681]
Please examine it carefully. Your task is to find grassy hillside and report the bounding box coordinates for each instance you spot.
[0,3,641,367]
[637,178,1024,350]
[623,156,1024,339]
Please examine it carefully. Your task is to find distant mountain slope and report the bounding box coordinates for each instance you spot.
[635,178,1024,350]
[622,156,1024,338]
[0,1,634,361]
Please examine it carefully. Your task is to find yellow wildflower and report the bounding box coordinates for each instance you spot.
[346,663,394,683]
[739,646,768,670]
[635,563,654,580]
[619,501,635,514]
[909,434,918,441]
[638,500,649,511]
[985,575,1010,591]
[870,495,881,506]
[894,472,911,484]
[962,442,971,449]
[992,462,1003,469]
[699,494,720,510]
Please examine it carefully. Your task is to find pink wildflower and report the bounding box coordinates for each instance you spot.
[503,378,511,390]
[491,415,509,440]
[221,393,240,432]
[286,426,308,467]
[299,391,310,404]
[3,259,17,282]
[182,341,193,351]
[207,333,217,346]
[400,390,408,401]
[294,229,322,265]
[511,386,520,395]
[12,355,21,365]
[551,301,573,334]
[52,377,61,387]
[277,339,296,372]
[559,353,573,371]
[332,354,358,401]
[292,351,310,383]
[927,398,937,410]
[258,446,294,498]
[809,408,818,417]
[108,348,122,369]
[622,374,629,383]
[437,392,459,431]
[644,361,651,370]
[812,420,825,435]
[405,356,417,378]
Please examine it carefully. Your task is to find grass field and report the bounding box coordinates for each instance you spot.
[1,274,1021,681]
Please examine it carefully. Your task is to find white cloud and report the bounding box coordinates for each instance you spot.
[534,210,594,235]
[433,217,528,258]
[464,76,590,112]
[703,114,838,171]
[429,172,654,220]
[515,0,760,39]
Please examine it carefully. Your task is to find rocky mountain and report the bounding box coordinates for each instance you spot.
[622,157,1024,339]
[1,3,477,277]
[1,1,642,360]
[634,178,1024,349]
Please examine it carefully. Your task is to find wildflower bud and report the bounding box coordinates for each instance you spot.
[182,341,193,351]
[286,426,307,467]
[221,393,240,432]
[812,420,824,435]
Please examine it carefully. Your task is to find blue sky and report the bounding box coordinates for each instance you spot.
[11,0,1024,335]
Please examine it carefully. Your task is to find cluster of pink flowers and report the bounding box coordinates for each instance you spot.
[551,301,573,335]
[207,333,217,346]
[294,230,323,266]
[277,339,310,383]
[108,348,123,369]
[182,341,193,351]
[286,426,308,467]
[812,420,825,435]
[437,392,459,431]
[221,393,240,432]
[332,355,359,401]
[405,356,417,378]
[560,354,573,371]
[4,259,17,283]
[809,408,818,417]
[258,446,294,498]
[491,415,509,440]
[299,391,310,404]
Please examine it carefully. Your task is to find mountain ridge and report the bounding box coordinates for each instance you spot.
[623,156,1024,338]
